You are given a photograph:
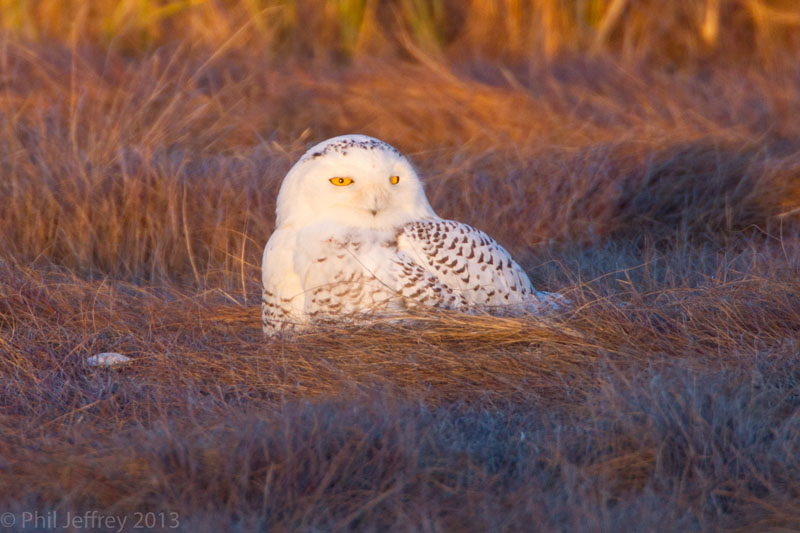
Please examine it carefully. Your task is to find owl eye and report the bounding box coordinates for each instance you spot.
[329,177,353,186]
[390,176,400,185]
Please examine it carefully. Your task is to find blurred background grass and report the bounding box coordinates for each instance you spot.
[1,0,799,63]
[1,0,799,285]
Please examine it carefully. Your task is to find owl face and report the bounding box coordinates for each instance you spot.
[275,135,437,230]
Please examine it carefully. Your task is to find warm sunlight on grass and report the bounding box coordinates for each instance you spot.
[1,0,800,61]
[1,1,799,530]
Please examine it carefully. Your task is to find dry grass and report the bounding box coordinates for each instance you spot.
[1,2,800,531]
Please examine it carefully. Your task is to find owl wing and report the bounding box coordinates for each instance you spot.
[387,253,471,310]
[396,219,540,310]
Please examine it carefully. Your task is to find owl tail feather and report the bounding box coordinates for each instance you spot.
[528,291,571,313]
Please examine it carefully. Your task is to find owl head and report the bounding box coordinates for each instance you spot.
[274,135,437,230]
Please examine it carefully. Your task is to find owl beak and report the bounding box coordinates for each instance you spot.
[363,186,388,217]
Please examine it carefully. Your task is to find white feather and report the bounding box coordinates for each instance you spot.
[86,352,131,367]
[262,134,566,335]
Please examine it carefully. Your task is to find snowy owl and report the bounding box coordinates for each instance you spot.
[262,134,564,335]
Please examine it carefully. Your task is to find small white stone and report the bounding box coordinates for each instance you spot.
[86,352,131,367]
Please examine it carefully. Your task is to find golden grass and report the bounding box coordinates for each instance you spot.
[1,0,800,64]
[1,2,800,530]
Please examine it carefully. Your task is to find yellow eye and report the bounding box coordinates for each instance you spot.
[329,177,353,186]
[390,176,400,185]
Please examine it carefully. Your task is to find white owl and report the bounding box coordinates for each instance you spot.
[262,134,564,335]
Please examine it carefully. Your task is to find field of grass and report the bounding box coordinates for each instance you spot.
[1,1,800,530]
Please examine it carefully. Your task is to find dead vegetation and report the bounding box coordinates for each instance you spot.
[1,1,800,530]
